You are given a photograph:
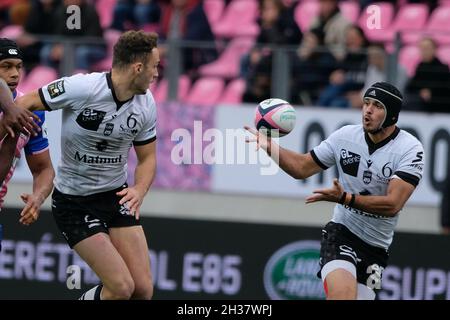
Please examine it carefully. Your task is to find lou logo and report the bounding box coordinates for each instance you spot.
[363,170,372,184]
[264,241,325,300]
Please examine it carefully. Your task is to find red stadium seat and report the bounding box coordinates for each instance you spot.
[398,45,421,77]
[199,37,255,79]
[153,75,191,103]
[185,77,225,106]
[358,2,394,42]
[220,78,246,104]
[294,0,320,32]
[212,0,259,38]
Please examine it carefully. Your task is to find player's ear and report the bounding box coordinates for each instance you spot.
[134,62,143,73]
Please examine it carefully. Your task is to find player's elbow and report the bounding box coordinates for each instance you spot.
[386,202,403,217]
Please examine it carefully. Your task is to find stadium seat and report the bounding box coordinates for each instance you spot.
[426,5,450,45]
[0,25,23,39]
[199,37,255,79]
[96,0,117,29]
[294,0,320,32]
[398,45,421,77]
[212,0,259,38]
[153,75,191,103]
[220,78,246,104]
[339,1,360,24]
[437,46,450,67]
[358,2,394,43]
[204,0,225,26]
[185,77,225,106]
[388,4,429,44]
[17,65,58,92]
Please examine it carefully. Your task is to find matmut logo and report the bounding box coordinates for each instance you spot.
[74,151,122,164]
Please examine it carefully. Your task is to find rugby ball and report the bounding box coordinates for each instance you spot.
[254,98,296,137]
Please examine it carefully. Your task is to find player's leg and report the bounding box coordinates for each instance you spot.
[321,260,357,299]
[109,225,153,300]
[74,232,135,300]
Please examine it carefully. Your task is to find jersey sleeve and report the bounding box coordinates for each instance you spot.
[38,74,92,111]
[133,93,157,146]
[392,142,424,187]
[24,111,49,155]
[310,129,341,169]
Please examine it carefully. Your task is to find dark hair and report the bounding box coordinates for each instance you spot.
[112,31,158,69]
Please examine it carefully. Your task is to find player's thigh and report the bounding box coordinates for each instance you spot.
[74,232,134,290]
[322,262,357,300]
[109,226,152,289]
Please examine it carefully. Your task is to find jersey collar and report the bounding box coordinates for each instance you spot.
[365,126,400,155]
[106,72,132,111]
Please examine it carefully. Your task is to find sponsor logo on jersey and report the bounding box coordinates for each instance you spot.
[47,80,66,98]
[119,124,138,136]
[74,151,122,164]
[264,241,325,300]
[339,245,361,264]
[95,140,108,151]
[103,123,114,136]
[363,170,372,184]
[76,108,106,131]
[339,149,361,177]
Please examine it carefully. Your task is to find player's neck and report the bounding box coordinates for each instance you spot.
[110,70,135,102]
[367,125,396,144]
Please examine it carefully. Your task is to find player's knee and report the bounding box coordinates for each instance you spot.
[109,278,135,300]
[133,280,153,300]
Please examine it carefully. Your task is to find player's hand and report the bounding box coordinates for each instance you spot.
[117,187,144,220]
[305,178,344,204]
[244,125,275,154]
[19,193,43,225]
[2,106,41,138]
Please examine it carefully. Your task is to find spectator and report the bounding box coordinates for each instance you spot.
[317,25,368,108]
[16,0,61,72]
[348,43,409,109]
[40,0,106,72]
[242,0,302,103]
[405,37,450,113]
[309,0,351,60]
[291,28,336,105]
[159,0,217,76]
[110,0,161,31]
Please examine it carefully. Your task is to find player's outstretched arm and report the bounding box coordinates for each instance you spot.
[19,150,55,225]
[306,178,416,217]
[245,125,322,179]
[14,90,47,112]
[117,140,157,220]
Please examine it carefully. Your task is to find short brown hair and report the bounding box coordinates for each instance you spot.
[112,31,158,69]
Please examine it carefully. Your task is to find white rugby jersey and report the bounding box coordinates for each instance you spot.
[311,125,424,250]
[39,72,157,196]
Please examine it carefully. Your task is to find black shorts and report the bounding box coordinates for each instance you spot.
[317,222,389,289]
[52,184,140,248]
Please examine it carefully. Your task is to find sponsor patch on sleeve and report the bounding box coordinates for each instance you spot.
[47,80,66,99]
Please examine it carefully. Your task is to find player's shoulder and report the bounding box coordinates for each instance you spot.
[330,124,362,137]
[397,128,424,150]
[134,89,157,113]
